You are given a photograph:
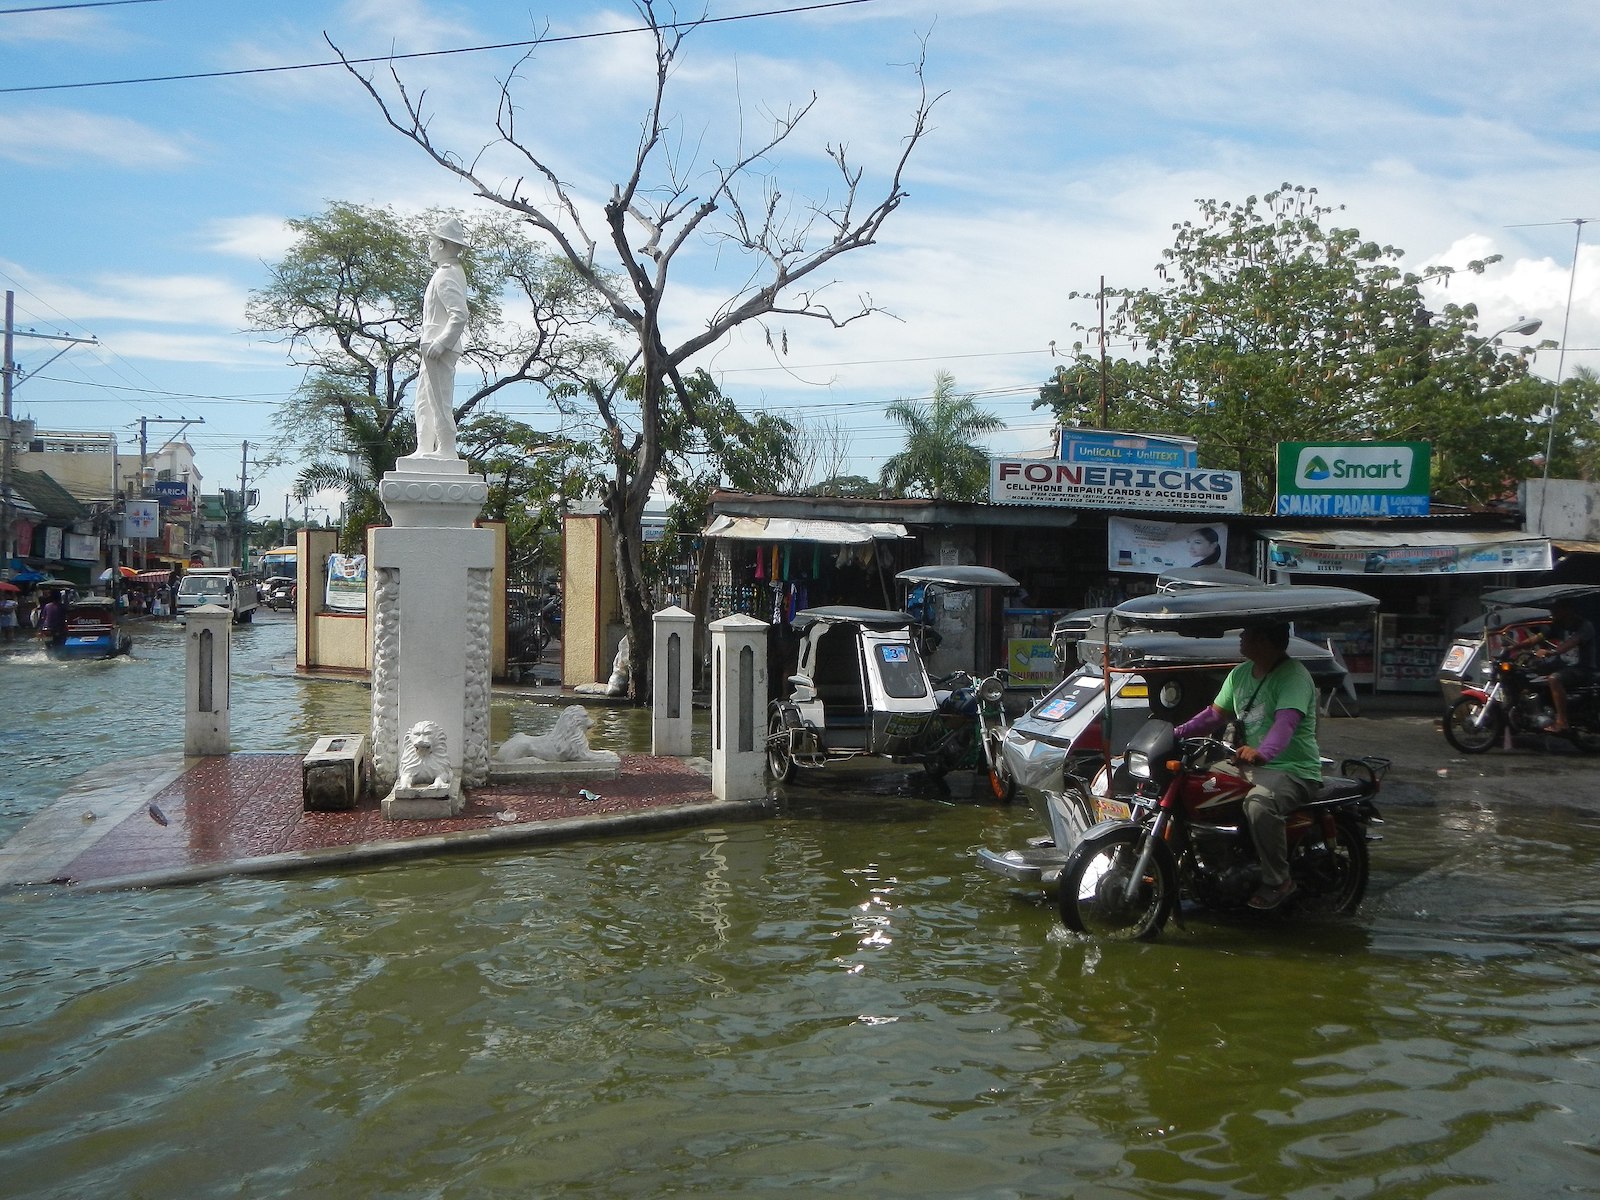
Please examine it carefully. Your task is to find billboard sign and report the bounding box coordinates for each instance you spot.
[1275,441,1431,516]
[325,554,368,612]
[990,458,1242,513]
[1057,428,1198,469]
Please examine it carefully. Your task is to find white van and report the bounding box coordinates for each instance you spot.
[176,567,259,623]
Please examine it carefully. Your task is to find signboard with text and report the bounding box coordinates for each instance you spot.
[1056,428,1198,468]
[1107,517,1229,575]
[990,458,1243,513]
[1275,441,1431,516]
[124,500,159,539]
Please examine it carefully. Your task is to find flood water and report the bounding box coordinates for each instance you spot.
[3,618,1599,1198]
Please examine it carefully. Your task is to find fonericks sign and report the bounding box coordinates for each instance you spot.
[989,458,1243,513]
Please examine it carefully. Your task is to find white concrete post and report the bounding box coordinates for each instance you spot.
[709,613,769,802]
[184,602,232,756]
[652,605,696,756]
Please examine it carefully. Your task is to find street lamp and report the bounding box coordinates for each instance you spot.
[1484,316,1543,343]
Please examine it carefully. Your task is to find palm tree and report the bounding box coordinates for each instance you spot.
[292,411,414,553]
[879,370,1003,501]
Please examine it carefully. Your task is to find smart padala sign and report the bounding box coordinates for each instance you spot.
[1275,441,1431,516]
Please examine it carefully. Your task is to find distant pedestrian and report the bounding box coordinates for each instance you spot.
[37,590,67,645]
[0,594,17,641]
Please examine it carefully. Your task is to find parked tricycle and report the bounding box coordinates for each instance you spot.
[765,564,1020,797]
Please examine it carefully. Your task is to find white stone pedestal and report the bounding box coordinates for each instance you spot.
[371,463,495,817]
[184,602,232,756]
[709,613,769,802]
[652,605,695,756]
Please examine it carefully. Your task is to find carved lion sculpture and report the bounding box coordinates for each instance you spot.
[494,704,620,765]
[398,720,454,789]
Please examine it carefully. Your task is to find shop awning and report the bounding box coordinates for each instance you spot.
[133,570,172,584]
[1259,528,1551,576]
[703,515,910,544]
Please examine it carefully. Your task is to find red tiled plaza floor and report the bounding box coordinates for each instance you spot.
[60,752,720,884]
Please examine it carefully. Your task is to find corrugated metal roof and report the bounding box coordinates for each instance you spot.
[7,470,88,522]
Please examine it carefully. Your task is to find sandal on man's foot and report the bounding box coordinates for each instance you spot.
[1248,880,1296,910]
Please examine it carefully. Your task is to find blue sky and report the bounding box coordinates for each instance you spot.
[4,0,1598,520]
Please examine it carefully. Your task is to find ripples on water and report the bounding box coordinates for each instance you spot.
[3,621,1598,1197]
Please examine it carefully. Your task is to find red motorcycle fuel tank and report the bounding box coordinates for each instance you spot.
[1176,760,1254,823]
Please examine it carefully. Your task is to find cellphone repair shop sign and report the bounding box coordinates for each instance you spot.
[990,459,1242,513]
[1275,442,1430,516]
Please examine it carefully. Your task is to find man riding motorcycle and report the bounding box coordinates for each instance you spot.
[1537,599,1596,734]
[1172,618,1321,911]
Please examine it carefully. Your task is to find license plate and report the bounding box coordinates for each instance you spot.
[883,713,929,738]
[1095,798,1131,821]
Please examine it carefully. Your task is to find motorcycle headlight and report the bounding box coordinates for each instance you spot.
[979,675,1005,703]
[1125,748,1153,780]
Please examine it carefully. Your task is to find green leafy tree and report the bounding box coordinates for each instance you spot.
[336,0,938,699]
[1037,184,1541,509]
[880,370,1003,501]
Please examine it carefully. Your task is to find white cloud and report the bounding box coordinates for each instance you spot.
[0,106,194,168]
[205,216,300,262]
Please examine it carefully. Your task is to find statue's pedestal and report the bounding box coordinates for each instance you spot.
[370,463,496,812]
[382,780,463,820]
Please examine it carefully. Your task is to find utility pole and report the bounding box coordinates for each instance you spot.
[236,440,266,571]
[2,290,98,569]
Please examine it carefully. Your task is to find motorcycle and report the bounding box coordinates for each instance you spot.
[978,583,1389,940]
[261,578,296,611]
[1057,721,1389,940]
[1443,643,1600,753]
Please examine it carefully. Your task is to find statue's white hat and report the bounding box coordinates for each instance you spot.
[433,216,470,248]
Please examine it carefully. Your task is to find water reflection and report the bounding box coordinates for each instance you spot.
[3,619,1599,1195]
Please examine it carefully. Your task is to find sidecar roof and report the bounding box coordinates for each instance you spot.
[1478,583,1600,609]
[1110,585,1378,636]
[1154,566,1267,592]
[895,564,1020,589]
[791,606,915,632]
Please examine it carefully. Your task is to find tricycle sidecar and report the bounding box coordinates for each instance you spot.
[767,606,944,781]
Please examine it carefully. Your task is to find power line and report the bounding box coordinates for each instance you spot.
[0,0,163,12]
[0,0,881,95]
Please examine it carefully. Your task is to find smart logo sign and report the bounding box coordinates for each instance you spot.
[1275,441,1431,516]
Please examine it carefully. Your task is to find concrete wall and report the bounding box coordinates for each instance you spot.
[563,506,621,687]
[1522,479,1600,540]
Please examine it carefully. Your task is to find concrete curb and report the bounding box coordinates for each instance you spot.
[56,796,776,894]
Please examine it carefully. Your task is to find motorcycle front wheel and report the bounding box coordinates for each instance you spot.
[1058,826,1175,941]
[981,728,1017,803]
[1443,697,1503,754]
[1291,814,1369,915]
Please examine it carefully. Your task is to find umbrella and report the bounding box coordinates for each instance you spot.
[98,566,139,583]
[0,581,18,594]
[28,578,77,589]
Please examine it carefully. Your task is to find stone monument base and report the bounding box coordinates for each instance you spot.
[382,781,464,820]
[487,760,621,784]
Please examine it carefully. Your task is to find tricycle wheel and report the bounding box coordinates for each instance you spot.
[1058,826,1174,941]
[1443,697,1501,753]
[767,710,797,783]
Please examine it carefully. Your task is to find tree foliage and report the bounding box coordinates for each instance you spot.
[1037,184,1545,509]
[335,1,938,698]
[880,370,1002,501]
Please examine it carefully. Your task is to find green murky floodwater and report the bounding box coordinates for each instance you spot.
[2,619,1598,1198]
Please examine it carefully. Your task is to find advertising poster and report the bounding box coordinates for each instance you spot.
[1107,517,1229,575]
[1007,638,1058,685]
[324,554,368,612]
[43,525,63,560]
[1267,538,1551,575]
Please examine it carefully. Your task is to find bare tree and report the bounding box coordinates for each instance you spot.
[334,1,940,698]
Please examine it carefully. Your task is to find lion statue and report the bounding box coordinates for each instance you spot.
[495,704,620,765]
[398,720,454,789]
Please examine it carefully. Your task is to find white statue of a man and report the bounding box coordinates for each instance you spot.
[414,216,471,460]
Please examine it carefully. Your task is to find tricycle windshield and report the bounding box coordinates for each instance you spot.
[875,642,929,698]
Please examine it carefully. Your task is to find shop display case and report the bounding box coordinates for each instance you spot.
[1375,613,1449,693]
